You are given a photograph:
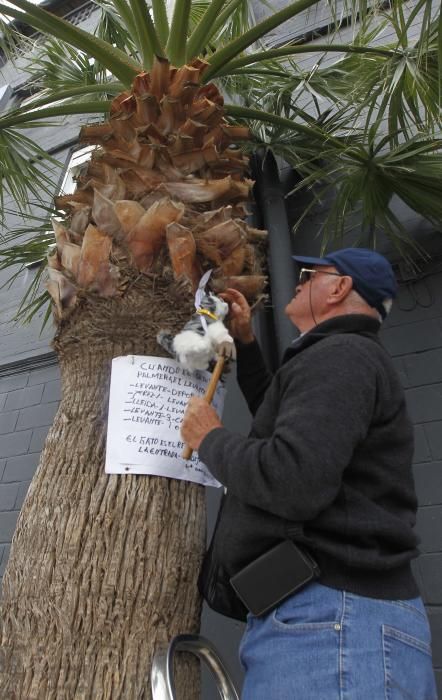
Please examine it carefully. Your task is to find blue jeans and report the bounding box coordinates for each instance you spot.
[239,582,437,699]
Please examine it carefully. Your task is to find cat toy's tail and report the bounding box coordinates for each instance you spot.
[156,329,175,357]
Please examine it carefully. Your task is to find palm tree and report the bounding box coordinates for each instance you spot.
[0,0,440,697]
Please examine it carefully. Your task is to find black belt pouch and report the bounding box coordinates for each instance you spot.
[229,540,320,617]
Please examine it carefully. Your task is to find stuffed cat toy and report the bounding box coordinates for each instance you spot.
[157,286,236,372]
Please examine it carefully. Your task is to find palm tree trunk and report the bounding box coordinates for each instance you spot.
[0,276,205,699]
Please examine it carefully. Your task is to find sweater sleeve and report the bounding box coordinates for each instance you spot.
[236,339,273,415]
[199,339,378,521]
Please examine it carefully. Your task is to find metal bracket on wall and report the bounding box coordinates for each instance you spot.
[151,634,240,700]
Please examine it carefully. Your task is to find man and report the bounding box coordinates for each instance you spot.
[181,248,437,699]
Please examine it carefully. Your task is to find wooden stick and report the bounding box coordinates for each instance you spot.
[182,355,226,460]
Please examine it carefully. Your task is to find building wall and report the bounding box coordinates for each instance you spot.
[381,262,442,696]
[0,361,60,583]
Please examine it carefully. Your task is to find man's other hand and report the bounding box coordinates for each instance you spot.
[220,288,255,344]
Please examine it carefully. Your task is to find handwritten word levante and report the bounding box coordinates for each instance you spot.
[123,371,206,430]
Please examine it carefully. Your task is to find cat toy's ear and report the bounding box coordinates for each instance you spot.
[210,293,229,319]
[205,293,218,312]
[196,290,207,308]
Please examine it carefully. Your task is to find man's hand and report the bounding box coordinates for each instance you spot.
[181,397,222,451]
[220,288,255,344]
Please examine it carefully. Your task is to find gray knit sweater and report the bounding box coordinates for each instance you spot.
[199,314,419,608]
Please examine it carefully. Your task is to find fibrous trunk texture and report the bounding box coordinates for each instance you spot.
[0,280,206,699]
[0,57,267,698]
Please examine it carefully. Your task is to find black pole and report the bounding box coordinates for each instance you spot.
[253,151,298,364]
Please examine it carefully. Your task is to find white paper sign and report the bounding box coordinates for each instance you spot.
[105,355,224,487]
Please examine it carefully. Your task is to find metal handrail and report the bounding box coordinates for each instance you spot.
[151,633,240,700]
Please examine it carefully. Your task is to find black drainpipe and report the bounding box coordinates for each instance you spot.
[252,151,298,365]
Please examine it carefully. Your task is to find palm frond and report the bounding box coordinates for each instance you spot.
[0,232,53,272]
[0,209,55,327]
[94,0,140,59]
[324,3,442,143]
[1,261,51,328]
[166,0,192,65]
[22,38,125,100]
[204,0,324,80]
[0,16,34,64]
[0,0,141,84]
[0,204,56,244]
[0,130,62,221]
[25,39,97,87]
[286,135,442,253]
[152,0,169,46]
[214,42,396,79]
[0,101,111,129]
[225,103,346,145]
[13,286,52,329]
[213,0,254,46]
[186,0,228,59]
[127,0,164,68]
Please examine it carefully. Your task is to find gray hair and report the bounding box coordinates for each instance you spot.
[348,290,393,322]
[381,299,393,318]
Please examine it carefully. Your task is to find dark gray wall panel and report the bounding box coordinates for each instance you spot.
[425,422,442,461]
[0,363,60,590]
[414,462,442,506]
[380,268,442,689]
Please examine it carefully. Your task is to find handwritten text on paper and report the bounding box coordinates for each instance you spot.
[105,356,224,487]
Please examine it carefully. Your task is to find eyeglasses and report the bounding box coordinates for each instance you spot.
[298,268,343,285]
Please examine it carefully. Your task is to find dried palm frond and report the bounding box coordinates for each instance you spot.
[44,57,267,318]
[211,275,268,300]
[166,222,201,291]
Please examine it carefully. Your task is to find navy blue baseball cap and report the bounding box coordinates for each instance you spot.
[292,248,397,319]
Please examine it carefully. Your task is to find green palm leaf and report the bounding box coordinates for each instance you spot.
[0,131,62,220]
[0,239,52,327]
[0,102,111,129]
[0,0,141,84]
[94,0,140,57]
[22,38,125,99]
[167,0,192,65]
[204,0,325,80]
[287,135,442,251]
[127,0,164,68]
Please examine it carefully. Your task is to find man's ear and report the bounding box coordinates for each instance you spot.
[328,275,353,305]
